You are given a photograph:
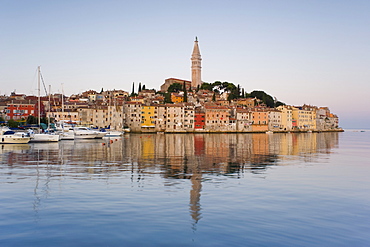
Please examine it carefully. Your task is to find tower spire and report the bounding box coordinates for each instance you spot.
[191,37,202,88]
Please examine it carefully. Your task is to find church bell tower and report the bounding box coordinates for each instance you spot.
[191,37,202,88]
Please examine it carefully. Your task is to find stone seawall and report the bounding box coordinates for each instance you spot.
[133,129,344,134]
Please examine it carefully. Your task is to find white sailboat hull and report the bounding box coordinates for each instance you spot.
[30,133,60,142]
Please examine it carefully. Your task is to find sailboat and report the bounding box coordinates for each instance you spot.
[29,66,60,142]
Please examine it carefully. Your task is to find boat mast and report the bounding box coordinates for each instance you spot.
[48,85,51,130]
[37,66,41,131]
[61,83,64,114]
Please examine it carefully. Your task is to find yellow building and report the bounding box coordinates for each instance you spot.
[292,105,316,130]
[277,105,293,131]
[141,105,156,129]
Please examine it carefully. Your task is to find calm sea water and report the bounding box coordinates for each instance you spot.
[1,131,369,247]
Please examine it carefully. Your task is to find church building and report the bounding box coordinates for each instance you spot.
[161,37,203,92]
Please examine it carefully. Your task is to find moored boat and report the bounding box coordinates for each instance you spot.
[28,130,60,142]
[0,127,31,144]
[59,129,75,140]
[104,130,123,137]
[74,127,99,139]
[92,129,107,139]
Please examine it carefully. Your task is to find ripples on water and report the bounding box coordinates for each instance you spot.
[1,132,370,246]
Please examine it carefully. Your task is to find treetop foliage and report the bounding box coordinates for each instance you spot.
[165,80,285,107]
[167,83,183,93]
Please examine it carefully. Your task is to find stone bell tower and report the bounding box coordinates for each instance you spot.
[191,37,202,88]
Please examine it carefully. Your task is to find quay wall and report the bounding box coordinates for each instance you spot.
[132,129,344,134]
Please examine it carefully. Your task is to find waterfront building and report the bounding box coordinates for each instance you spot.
[268,109,282,131]
[141,105,156,131]
[92,106,108,128]
[316,107,338,130]
[204,105,230,131]
[316,107,329,131]
[292,105,316,130]
[302,105,317,130]
[250,108,269,132]
[183,103,195,131]
[277,105,293,131]
[194,107,205,130]
[6,101,36,120]
[234,108,252,132]
[156,105,167,132]
[107,105,123,130]
[165,104,185,132]
[123,102,142,132]
[329,113,339,129]
[78,107,94,126]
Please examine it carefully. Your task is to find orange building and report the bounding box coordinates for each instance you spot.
[171,93,184,103]
[251,109,268,131]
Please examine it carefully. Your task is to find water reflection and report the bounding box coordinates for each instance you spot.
[0,133,339,230]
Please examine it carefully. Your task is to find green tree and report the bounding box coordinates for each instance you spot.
[26,115,37,125]
[7,119,19,128]
[131,82,135,96]
[138,82,142,92]
[275,101,285,107]
[200,82,213,91]
[249,90,276,108]
[164,92,172,103]
[142,84,146,90]
[167,83,183,93]
[183,82,188,103]
[212,92,216,101]
[41,117,48,124]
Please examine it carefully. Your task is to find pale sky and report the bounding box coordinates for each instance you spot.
[1,0,369,128]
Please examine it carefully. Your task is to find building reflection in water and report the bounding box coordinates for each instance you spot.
[0,132,340,228]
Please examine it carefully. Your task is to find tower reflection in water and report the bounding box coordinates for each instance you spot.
[1,133,339,228]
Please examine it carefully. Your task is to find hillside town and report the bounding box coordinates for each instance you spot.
[0,38,340,133]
